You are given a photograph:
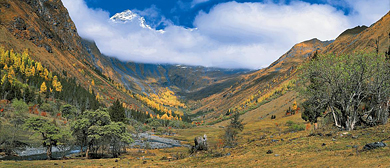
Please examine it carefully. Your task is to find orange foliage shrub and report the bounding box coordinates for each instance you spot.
[217,139,223,149]
[29,105,38,114]
[34,109,39,115]
[306,123,311,131]
[0,100,10,105]
[41,112,47,117]
[57,113,61,117]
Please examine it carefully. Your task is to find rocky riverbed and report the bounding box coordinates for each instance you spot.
[130,132,191,149]
[0,132,189,160]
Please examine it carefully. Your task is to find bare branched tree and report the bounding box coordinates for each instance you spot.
[299,53,390,130]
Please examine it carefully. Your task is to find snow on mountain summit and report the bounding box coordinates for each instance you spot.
[110,9,137,22]
[110,10,153,30]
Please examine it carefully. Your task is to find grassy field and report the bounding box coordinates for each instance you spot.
[2,92,390,167]
[2,115,390,167]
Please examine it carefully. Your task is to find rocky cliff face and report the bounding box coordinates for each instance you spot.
[1,0,81,54]
[0,0,245,113]
[0,0,152,111]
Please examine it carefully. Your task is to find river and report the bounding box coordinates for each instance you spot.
[0,132,189,160]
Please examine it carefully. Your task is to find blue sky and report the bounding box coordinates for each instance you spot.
[84,0,352,29]
[63,0,389,69]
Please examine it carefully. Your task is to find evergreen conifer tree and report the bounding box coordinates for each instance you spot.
[109,99,126,122]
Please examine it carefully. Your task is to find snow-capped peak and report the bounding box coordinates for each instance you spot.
[138,17,152,30]
[110,9,137,22]
[110,9,165,33]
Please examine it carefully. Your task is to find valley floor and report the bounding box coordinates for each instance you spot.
[2,112,390,168]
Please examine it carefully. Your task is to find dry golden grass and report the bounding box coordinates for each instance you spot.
[3,105,390,168]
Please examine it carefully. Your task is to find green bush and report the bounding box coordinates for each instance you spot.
[285,120,295,126]
[168,120,193,129]
[148,119,162,128]
[138,124,151,132]
[157,127,166,134]
[288,123,305,132]
[61,104,78,120]
[12,99,28,116]
[40,103,54,113]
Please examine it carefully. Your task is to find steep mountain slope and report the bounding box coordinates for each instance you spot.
[102,56,247,95]
[196,11,390,124]
[0,0,152,112]
[323,11,390,55]
[0,0,247,118]
[190,38,332,121]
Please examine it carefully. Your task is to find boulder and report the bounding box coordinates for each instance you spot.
[192,134,208,153]
[363,142,387,150]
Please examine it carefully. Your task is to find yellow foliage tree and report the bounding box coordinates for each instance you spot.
[55,81,62,92]
[52,76,62,92]
[1,75,7,85]
[161,113,169,120]
[293,101,297,111]
[36,62,43,73]
[292,101,298,113]
[40,82,47,93]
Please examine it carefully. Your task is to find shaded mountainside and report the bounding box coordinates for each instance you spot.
[0,0,153,112]
[93,54,249,97]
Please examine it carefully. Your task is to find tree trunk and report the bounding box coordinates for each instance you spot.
[47,145,52,160]
[346,114,357,131]
[331,108,341,128]
[86,146,90,159]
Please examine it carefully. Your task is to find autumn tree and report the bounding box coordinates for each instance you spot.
[40,82,47,94]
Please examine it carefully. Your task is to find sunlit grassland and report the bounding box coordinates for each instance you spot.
[2,93,390,167]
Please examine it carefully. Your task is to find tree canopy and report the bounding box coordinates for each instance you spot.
[299,53,390,130]
[109,99,126,123]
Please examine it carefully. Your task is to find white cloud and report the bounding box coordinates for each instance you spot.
[62,0,389,69]
[191,0,210,8]
[345,0,389,26]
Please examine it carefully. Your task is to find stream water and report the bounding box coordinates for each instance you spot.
[0,146,81,160]
[0,133,189,160]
